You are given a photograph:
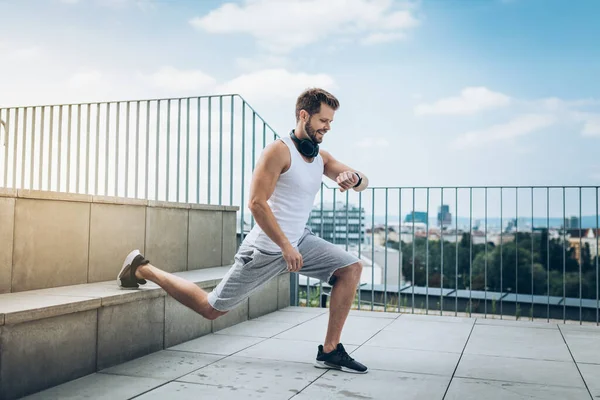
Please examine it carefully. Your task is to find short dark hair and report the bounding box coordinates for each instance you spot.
[295,88,340,121]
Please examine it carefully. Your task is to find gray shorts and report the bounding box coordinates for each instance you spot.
[207,228,361,312]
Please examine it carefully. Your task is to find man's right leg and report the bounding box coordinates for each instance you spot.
[136,263,227,320]
[117,250,227,320]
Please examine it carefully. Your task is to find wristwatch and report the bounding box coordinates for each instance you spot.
[353,172,362,188]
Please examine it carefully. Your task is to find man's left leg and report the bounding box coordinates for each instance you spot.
[323,262,362,353]
[296,229,368,373]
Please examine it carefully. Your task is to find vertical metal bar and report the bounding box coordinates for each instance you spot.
[371,188,375,311]
[469,187,472,317]
[250,112,256,228]
[240,102,246,242]
[413,188,416,313]
[166,100,171,202]
[135,101,140,199]
[358,190,363,310]
[398,188,402,313]
[49,106,54,191]
[85,104,91,194]
[3,109,9,187]
[30,107,35,189]
[455,188,458,316]
[76,104,81,193]
[95,104,100,195]
[346,190,350,252]
[12,108,19,188]
[176,99,181,203]
[547,187,550,322]
[563,187,566,323]
[441,188,444,316]
[114,103,119,197]
[219,96,223,205]
[333,190,337,246]
[186,98,190,203]
[515,187,519,311]
[21,107,27,189]
[229,96,234,206]
[515,187,519,310]
[531,187,534,320]
[384,188,388,311]
[197,98,201,203]
[155,101,160,201]
[125,102,130,198]
[426,187,429,314]
[58,106,63,192]
[104,104,110,195]
[320,183,324,303]
[501,188,503,318]
[208,97,212,204]
[579,187,582,324]
[145,101,150,200]
[39,107,45,190]
[66,104,72,192]
[485,187,488,318]
[596,186,599,326]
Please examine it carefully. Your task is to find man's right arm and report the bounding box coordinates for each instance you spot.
[247,141,303,271]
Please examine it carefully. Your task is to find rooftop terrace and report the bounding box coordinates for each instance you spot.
[22,306,600,400]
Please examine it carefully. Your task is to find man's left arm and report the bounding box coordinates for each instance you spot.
[321,150,369,192]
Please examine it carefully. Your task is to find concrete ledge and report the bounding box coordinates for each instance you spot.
[3,189,239,292]
[0,267,291,400]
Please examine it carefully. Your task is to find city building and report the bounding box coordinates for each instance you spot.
[308,201,366,245]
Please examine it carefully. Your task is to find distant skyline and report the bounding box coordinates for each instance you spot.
[2,0,600,192]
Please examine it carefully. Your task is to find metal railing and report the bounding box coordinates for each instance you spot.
[1,95,598,325]
[295,185,600,325]
[0,95,280,242]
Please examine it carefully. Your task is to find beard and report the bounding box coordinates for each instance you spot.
[304,120,322,143]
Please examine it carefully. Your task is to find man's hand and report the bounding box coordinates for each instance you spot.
[336,171,358,192]
[282,243,303,272]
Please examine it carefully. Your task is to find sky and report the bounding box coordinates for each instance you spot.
[1,0,599,221]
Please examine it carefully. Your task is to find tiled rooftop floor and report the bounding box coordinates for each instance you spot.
[23,306,600,399]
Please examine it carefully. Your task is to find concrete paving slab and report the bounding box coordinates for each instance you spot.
[560,328,600,364]
[313,314,396,331]
[294,369,450,399]
[475,318,559,330]
[578,363,600,398]
[273,320,379,346]
[135,381,283,399]
[234,338,358,364]
[400,313,476,324]
[444,377,592,400]
[167,333,265,356]
[214,320,296,338]
[20,373,167,400]
[177,355,324,398]
[350,345,461,376]
[455,354,586,388]
[349,309,400,319]
[99,350,224,380]
[278,306,328,315]
[464,324,572,361]
[252,310,320,324]
[366,321,472,353]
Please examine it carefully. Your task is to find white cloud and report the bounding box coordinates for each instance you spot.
[356,137,390,148]
[217,68,336,102]
[361,32,406,45]
[137,66,217,94]
[415,87,511,116]
[190,0,419,53]
[452,114,556,149]
[581,115,600,137]
[235,55,290,71]
[68,70,104,89]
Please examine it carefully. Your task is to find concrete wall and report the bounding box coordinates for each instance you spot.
[0,189,238,293]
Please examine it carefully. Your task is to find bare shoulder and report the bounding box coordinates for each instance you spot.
[319,149,335,164]
[257,139,291,174]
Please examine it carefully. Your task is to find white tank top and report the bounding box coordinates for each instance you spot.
[243,134,324,252]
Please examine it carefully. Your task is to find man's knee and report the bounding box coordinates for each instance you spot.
[335,261,363,281]
[204,305,228,320]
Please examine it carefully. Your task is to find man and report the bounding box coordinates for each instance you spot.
[117,88,369,374]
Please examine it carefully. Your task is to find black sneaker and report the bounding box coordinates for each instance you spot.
[117,250,150,289]
[315,343,368,374]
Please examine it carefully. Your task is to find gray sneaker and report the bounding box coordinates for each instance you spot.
[117,249,150,289]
